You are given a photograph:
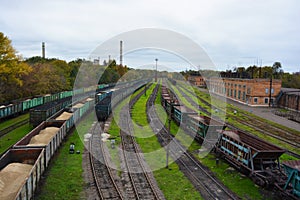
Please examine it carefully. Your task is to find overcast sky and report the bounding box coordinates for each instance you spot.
[0,0,299,72]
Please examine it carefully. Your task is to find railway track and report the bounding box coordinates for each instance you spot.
[117,84,165,200]
[173,81,300,158]
[147,84,239,200]
[89,122,125,200]
[0,118,29,138]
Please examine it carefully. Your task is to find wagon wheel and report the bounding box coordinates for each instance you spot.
[250,173,266,187]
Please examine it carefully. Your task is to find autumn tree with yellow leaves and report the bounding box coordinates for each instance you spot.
[0,32,32,102]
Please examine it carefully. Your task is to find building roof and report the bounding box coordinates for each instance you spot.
[281,87,300,95]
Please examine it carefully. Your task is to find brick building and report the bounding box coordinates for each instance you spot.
[187,75,206,87]
[206,78,282,106]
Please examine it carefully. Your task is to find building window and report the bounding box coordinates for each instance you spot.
[264,98,269,104]
[238,91,241,99]
[265,88,269,94]
[254,97,258,104]
[234,90,236,98]
[243,92,246,100]
[247,88,251,94]
[271,88,274,94]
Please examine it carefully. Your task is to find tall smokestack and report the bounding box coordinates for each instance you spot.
[42,42,45,58]
[120,40,123,66]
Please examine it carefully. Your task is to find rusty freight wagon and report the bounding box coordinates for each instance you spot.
[0,148,45,200]
[276,160,300,199]
[215,129,286,186]
[13,121,66,168]
[187,114,226,141]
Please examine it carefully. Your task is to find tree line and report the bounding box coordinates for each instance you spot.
[0,32,131,104]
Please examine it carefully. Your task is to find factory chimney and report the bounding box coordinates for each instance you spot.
[42,42,45,58]
[120,40,123,66]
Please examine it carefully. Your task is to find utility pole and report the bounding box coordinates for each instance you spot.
[166,89,173,169]
[269,75,272,107]
[155,58,158,82]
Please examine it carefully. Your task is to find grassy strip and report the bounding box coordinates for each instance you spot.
[36,113,95,200]
[131,83,203,200]
[0,124,33,155]
[0,113,29,130]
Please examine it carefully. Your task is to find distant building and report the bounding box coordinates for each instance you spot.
[206,78,282,106]
[278,88,300,111]
[188,75,206,87]
[93,59,99,65]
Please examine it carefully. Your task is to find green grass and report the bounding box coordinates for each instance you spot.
[131,83,203,199]
[0,124,33,155]
[0,113,29,130]
[36,113,95,200]
[198,154,264,200]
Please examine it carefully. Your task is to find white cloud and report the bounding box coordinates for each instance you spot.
[0,0,299,72]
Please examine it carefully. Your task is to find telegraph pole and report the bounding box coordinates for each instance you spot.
[269,75,272,107]
[155,58,158,82]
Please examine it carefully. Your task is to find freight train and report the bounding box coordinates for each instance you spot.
[0,84,112,120]
[160,84,300,199]
[0,79,141,200]
[0,79,151,200]
[0,96,94,200]
[95,80,149,121]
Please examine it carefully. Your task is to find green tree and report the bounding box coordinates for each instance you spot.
[0,32,32,102]
[282,72,300,88]
[68,59,83,85]
[272,62,283,78]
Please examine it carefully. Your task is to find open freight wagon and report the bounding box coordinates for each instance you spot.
[0,148,45,200]
[215,129,286,186]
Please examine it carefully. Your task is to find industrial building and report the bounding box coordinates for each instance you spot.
[187,75,206,87]
[206,77,282,106]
